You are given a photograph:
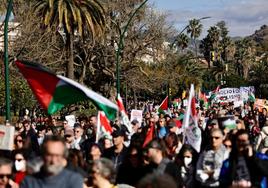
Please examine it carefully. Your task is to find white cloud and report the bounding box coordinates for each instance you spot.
[161,0,268,38]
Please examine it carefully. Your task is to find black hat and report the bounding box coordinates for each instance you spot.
[131,119,139,125]
[112,128,125,137]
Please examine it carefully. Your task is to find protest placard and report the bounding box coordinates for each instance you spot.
[65,115,76,128]
[0,125,15,150]
[130,110,143,126]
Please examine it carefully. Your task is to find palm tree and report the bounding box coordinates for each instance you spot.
[187,18,203,58]
[176,33,189,52]
[234,38,255,80]
[34,0,105,79]
[207,26,220,62]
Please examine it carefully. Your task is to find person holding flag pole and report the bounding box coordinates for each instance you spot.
[182,84,202,152]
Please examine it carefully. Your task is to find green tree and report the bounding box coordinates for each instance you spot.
[34,0,105,79]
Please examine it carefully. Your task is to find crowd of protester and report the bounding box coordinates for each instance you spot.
[1,102,268,188]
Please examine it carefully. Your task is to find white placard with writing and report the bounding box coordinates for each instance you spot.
[130,110,143,126]
[0,125,15,150]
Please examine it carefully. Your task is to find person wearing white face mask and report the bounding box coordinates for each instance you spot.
[12,149,28,185]
[175,144,198,188]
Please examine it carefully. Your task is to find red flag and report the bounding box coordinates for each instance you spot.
[158,96,168,111]
[143,125,155,148]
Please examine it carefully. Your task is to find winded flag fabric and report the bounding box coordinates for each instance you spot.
[182,84,202,152]
[116,94,132,133]
[158,96,168,113]
[96,111,113,143]
[199,90,208,109]
[142,124,155,148]
[209,85,220,101]
[248,91,256,102]
[15,60,118,120]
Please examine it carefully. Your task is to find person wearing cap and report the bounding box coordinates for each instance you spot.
[103,128,128,171]
[144,139,181,187]
[64,128,74,149]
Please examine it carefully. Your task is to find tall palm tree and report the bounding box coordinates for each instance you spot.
[34,0,105,79]
[176,33,189,52]
[187,18,203,58]
[207,26,220,61]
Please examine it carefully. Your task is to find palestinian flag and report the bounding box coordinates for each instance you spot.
[116,94,132,133]
[199,91,208,109]
[158,96,168,113]
[209,86,220,102]
[182,84,202,152]
[15,60,118,120]
[96,111,113,142]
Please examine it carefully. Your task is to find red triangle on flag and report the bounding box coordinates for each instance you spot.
[159,96,168,111]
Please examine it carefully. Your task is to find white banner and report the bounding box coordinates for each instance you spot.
[212,86,255,102]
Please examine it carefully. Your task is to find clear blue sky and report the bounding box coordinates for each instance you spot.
[151,0,268,38]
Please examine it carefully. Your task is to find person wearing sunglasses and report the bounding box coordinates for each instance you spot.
[0,158,18,188]
[196,128,229,188]
[12,149,28,185]
[14,135,24,150]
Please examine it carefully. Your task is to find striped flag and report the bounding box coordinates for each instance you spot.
[182,84,202,152]
[96,111,113,143]
[15,60,118,120]
[116,94,132,133]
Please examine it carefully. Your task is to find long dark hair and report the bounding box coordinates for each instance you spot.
[175,144,198,167]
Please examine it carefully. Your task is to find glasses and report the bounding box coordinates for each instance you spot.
[0,174,12,179]
[64,135,72,138]
[16,139,23,143]
[224,144,232,148]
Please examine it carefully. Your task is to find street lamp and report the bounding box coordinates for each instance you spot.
[4,0,13,122]
[116,0,149,96]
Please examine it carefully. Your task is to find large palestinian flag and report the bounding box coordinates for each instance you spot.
[15,60,118,120]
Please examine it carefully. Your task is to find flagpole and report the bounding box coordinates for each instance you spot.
[4,0,13,122]
[116,0,149,96]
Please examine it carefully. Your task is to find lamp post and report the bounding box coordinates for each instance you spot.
[170,16,211,48]
[4,0,13,122]
[168,16,210,106]
[116,0,149,96]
